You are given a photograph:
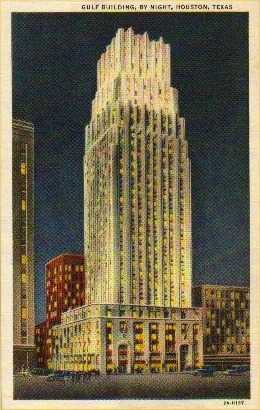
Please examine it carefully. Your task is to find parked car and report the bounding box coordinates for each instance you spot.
[31,368,52,376]
[47,371,71,382]
[17,368,31,377]
[225,365,250,375]
[193,366,216,376]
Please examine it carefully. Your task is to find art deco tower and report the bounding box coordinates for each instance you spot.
[84,28,192,308]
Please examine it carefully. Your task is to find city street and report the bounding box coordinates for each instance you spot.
[14,372,250,400]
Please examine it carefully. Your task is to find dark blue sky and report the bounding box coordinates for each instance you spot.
[12,13,249,324]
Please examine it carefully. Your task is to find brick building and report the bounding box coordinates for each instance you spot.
[35,254,85,367]
[192,284,250,369]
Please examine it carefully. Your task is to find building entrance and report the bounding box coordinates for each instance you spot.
[180,344,189,371]
[118,344,128,373]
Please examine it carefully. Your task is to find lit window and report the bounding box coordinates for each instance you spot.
[76,283,80,290]
[80,265,84,272]
[75,265,79,272]
[21,307,27,319]
[21,254,27,264]
[21,199,26,211]
[21,273,27,283]
[20,162,27,175]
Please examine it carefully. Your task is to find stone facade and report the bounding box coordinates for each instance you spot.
[50,304,203,374]
[13,119,36,371]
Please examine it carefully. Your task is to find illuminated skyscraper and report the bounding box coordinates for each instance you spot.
[51,29,202,375]
[84,27,192,308]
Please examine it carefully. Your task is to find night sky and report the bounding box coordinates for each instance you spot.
[12,13,249,324]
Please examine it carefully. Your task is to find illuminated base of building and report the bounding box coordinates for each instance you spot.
[49,304,204,374]
[13,344,36,372]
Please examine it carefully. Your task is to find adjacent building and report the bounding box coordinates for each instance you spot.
[192,284,250,368]
[50,28,204,374]
[35,321,48,368]
[35,254,85,367]
[45,254,85,328]
[13,119,36,371]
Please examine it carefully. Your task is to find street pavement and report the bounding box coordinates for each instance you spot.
[14,372,250,400]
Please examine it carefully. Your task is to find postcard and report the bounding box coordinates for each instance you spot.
[0,0,259,409]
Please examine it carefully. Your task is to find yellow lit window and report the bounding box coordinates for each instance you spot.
[65,298,68,305]
[80,265,84,272]
[54,301,57,308]
[21,273,27,283]
[75,265,79,272]
[76,283,80,290]
[21,254,27,264]
[21,199,26,211]
[20,162,27,175]
[21,307,27,319]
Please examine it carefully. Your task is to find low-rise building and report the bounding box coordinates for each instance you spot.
[49,304,203,374]
[192,284,250,369]
[35,321,47,367]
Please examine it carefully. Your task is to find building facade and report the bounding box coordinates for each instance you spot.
[35,254,85,367]
[50,29,203,374]
[13,119,36,371]
[45,254,85,327]
[35,321,48,367]
[192,284,250,368]
[50,304,203,373]
[84,27,192,308]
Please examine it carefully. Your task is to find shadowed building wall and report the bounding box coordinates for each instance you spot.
[13,119,36,371]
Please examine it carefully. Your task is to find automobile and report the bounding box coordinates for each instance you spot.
[30,368,52,376]
[225,365,250,375]
[192,365,217,376]
[47,371,71,382]
[17,369,31,377]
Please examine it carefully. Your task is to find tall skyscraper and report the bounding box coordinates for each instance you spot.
[84,27,192,308]
[50,29,202,375]
[13,119,36,371]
